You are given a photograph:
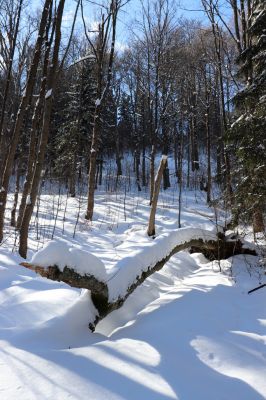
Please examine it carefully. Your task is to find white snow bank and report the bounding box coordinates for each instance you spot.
[108,227,217,302]
[31,240,107,282]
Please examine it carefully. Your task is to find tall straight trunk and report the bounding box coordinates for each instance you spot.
[147,155,167,237]
[10,162,21,227]
[115,132,122,177]
[174,129,178,178]
[19,0,65,258]
[191,115,199,172]
[187,128,191,188]
[0,0,52,243]
[150,145,155,205]
[135,147,141,191]
[69,156,76,197]
[142,144,146,187]
[85,2,118,220]
[178,120,184,228]
[206,109,211,203]
[253,208,265,235]
[0,0,23,170]
[17,14,52,229]
[85,112,100,220]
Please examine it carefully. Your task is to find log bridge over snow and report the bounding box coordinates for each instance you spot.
[20,229,256,331]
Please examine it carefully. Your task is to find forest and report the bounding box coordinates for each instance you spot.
[0,0,265,399]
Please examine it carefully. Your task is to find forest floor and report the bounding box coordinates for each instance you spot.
[0,181,265,399]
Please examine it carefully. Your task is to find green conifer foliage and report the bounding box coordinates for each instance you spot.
[230,0,266,227]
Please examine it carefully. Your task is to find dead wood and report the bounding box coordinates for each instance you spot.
[20,234,257,331]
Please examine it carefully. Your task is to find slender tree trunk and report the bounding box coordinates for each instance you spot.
[147,155,167,236]
[69,156,76,197]
[206,109,211,203]
[178,120,184,228]
[253,208,265,235]
[17,15,52,229]
[0,0,23,171]
[174,127,178,178]
[19,0,65,258]
[150,145,155,205]
[142,143,146,187]
[85,2,118,220]
[10,162,21,227]
[0,0,52,243]
[86,112,100,220]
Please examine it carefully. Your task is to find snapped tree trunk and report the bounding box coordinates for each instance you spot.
[147,155,167,237]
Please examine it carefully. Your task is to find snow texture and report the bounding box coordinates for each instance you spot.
[45,89,53,99]
[0,154,265,400]
[108,227,217,301]
[31,239,107,282]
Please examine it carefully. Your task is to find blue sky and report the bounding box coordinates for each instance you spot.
[30,0,232,49]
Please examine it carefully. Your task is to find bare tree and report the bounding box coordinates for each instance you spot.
[19,0,66,258]
[0,0,52,243]
[84,0,122,220]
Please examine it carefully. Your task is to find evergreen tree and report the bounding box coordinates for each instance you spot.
[54,57,96,194]
[230,0,266,232]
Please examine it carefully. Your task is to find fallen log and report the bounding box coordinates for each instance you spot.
[20,233,257,331]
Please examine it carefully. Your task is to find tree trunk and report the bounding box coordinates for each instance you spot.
[0,0,52,243]
[85,113,100,220]
[0,0,23,171]
[19,0,65,258]
[10,163,21,227]
[17,17,52,229]
[253,209,265,234]
[149,145,155,205]
[147,155,167,236]
[142,144,146,187]
[206,109,211,203]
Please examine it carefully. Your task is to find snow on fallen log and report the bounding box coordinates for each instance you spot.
[19,228,257,331]
[107,227,217,302]
[30,240,107,281]
[21,240,108,302]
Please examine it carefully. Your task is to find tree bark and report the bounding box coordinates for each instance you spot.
[19,0,65,258]
[0,0,52,243]
[0,0,23,170]
[10,162,21,227]
[17,10,52,229]
[147,155,167,236]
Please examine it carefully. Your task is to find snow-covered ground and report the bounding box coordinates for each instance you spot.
[0,176,265,399]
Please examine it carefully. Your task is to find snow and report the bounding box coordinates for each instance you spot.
[31,239,107,282]
[45,89,53,99]
[95,98,101,106]
[0,160,265,399]
[26,195,31,205]
[108,227,218,301]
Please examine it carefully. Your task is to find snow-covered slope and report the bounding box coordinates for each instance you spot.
[0,188,265,399]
